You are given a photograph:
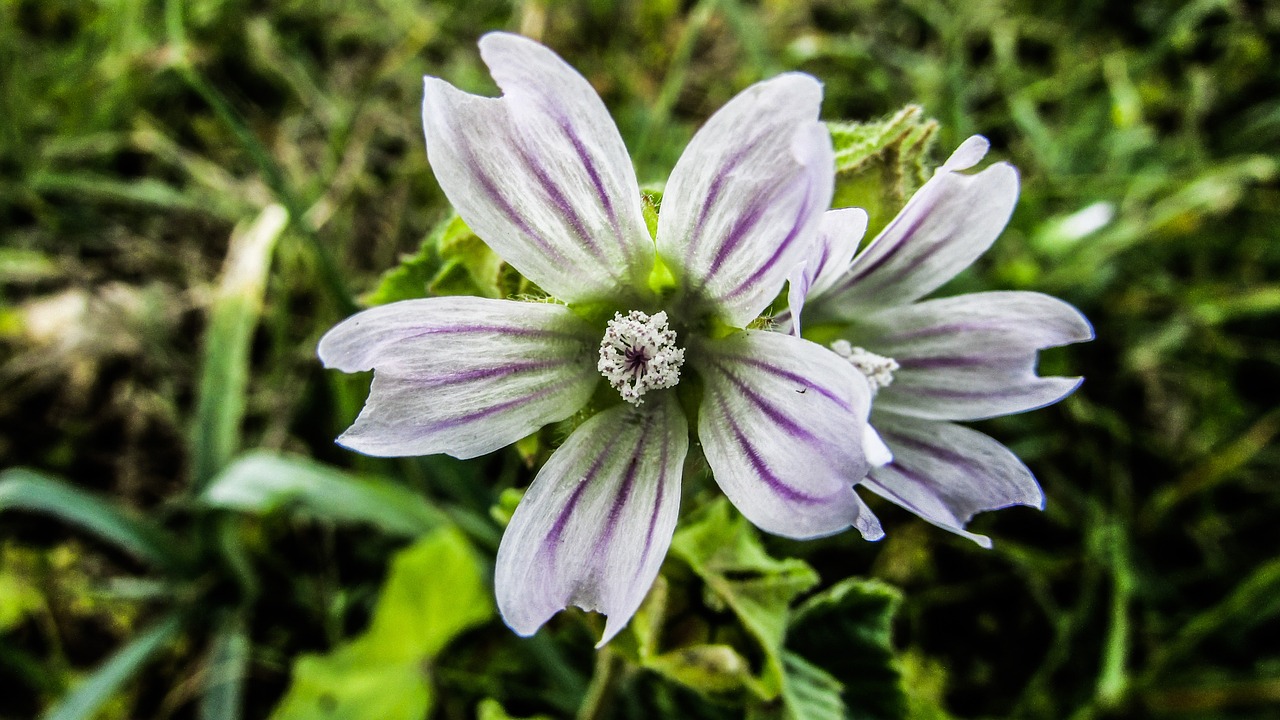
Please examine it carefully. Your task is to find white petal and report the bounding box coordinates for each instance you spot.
[318,297,598,459]
[693,331,882,541]
[853,291,1093,421]
[421,33,653,305]
[495,395,689,646]
[863,424,894,468]
[656,74,835,328]
[863,412,1044,548]
[815,137,1018,314]
[784,207,869,335]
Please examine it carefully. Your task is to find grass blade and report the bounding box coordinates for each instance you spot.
[190,204,288,490]
[0,469,186,572]
[44,613,184,720]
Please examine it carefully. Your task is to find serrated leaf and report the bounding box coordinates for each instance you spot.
[787,578,907,720]
[670,499,820,699]
[0,469,188,572]
[365,213,508,306]
[200,451,446,538]
[827,105,939,237]
[270,528,493,720]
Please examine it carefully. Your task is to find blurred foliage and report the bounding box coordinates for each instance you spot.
[1,0,1278,719]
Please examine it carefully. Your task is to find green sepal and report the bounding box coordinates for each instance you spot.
[827,106,939,238]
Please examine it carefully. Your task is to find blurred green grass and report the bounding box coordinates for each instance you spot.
[1,0,1278,718]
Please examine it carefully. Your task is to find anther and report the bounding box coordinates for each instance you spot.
[598,310,685,405]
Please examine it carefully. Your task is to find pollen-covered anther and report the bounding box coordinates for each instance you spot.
[830,340,898,394]
[598,310,685,405]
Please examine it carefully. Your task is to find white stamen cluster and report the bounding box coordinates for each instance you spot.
[598,310,685,406]
[830,340,898,394]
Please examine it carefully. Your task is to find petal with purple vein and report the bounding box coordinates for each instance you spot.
[656,75,834,328]
[852,291,1093,421]
[422,33,653,305]
[815,137,1019,316]
[318,297,598,459]
[783,207,868,334]
[693,331,881,540]
[495,394,688,646]
[863,412,1044,548]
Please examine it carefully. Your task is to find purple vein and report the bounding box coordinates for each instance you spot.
[458,133,567,264]
[721,397,827,505]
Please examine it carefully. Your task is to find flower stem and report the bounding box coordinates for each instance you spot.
[576,648,622,720]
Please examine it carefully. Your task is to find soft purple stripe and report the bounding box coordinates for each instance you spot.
[893,383,1029,401]
[458,137,567,263]
[598,423,647,555]
[714,354,849,410]
[682,136,766,268]
[703,189,771,278]
[722,401,827,505]
[708,361,821,443]
[421,373,585,433]
[829,194,939,295]
[544,440,612,558]
[512,141,610,266]
[637,407,670,576]
[720,174,817,301]
[553,113,632,263]
[899,354,1017,370]
[882,429,976,469]
[415,358,569,388]
[881,322,991,343]
[397,323,586,343]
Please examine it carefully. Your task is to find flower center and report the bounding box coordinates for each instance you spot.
[598,310,685,405]
[830,340,898,395]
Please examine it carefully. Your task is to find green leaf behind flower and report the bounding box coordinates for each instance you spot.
[669,499,820,699]
[269,528,493,720]
[365,213,511,305]
[787,578,908,720]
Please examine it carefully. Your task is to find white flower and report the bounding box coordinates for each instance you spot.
[784,136,1094,547]
[318,33,881,645]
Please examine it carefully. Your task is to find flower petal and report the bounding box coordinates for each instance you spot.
[855,291,1093,421]
[863,412,1044,548]
[693,330,882,540]
[815,136,1019,316]
[421,33,653,305]
[495,395,689,646]
[318,297,598,459]
[656,74,835,328]
[783,207,869,334]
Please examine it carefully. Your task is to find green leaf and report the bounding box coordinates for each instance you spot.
[0,469,187,572]
[191,204,288,489]
[827,105,939,237]
[365,213,509,306]
[44,613,184,720]
[787,578,907,720]
[748,654,847,720]
[270,528,494,720]
[200,614,251,720]
[669,499,821,699]
[647,644,757,695]
[476,698,555,720]
[201,451,447,537]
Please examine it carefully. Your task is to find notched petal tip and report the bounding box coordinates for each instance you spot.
[944,135,991,171]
